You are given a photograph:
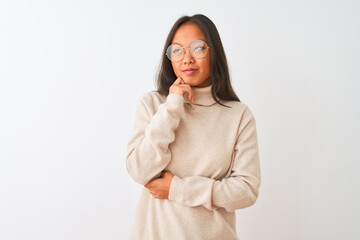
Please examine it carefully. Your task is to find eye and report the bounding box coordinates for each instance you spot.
[172,49,182,54]
[194,46,205,51]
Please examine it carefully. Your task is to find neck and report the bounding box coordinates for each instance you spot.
[183,83,218,106]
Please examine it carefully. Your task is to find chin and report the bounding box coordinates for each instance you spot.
[182,77,199,86]
[185,81,198,87]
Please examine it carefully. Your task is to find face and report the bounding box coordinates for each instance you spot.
[170,23,211,87]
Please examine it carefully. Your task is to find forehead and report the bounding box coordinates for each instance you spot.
[172,23,207,45]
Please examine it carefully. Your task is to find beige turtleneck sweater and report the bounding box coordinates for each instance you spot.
[126,84,261,240]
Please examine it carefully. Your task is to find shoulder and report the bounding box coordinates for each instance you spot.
[220,100,258,141]
[136,90,167,113]
[221,100,256,120]
[139,90,166,105]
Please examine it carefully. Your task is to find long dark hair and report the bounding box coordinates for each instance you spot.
[155,14,240,107]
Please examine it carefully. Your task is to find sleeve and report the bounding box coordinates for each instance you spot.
[125,92,185,186]
[168,106,261,212]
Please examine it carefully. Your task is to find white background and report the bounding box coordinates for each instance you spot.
[1,0,359,239]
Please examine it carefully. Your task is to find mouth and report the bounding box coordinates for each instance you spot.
[183,69,198,75]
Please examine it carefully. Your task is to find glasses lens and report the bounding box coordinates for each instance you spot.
[166,44,183,62]
[190,40,208,59]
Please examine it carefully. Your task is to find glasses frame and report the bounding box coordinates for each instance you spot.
[166,39,210,63]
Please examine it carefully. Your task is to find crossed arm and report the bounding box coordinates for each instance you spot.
[126,93,261,212]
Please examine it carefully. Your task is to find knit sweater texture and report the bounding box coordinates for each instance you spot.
[126,83,261,240]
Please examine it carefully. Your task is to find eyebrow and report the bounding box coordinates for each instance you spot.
[171,39,207,45]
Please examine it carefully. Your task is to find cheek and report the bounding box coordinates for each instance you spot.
[201,60,211,76]
[171,63,181,75]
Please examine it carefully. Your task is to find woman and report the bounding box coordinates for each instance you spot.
[126,14,261,240]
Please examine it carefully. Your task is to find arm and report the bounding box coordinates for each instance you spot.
[168,106,261,212]
[126,93,184,186]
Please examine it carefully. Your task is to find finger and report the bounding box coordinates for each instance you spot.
[174,76,184,84]
[150,191,157,197]
[184,85,194,103]
[174,77,182,85]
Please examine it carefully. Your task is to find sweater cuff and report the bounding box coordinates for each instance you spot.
[168,175,186,203]
[166,94,184,114]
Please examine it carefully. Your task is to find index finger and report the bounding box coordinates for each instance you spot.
[174,77,184,85]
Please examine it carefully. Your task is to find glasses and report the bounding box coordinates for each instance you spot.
[166,39,210,62]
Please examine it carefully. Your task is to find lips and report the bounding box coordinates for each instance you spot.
[183,69,198,75]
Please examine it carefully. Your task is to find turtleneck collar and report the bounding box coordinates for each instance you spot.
[183,84,219,106]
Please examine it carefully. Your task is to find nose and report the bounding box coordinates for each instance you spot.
[182,47,195,64]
